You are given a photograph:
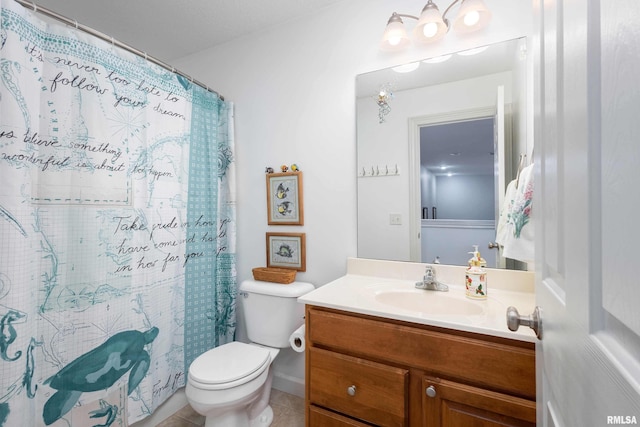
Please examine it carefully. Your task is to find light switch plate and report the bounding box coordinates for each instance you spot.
[389,213,402,225]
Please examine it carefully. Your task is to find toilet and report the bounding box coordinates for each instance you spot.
[185,279,314,427]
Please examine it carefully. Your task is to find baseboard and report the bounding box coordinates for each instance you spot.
[272,370,305,398]
[130,388,187,427]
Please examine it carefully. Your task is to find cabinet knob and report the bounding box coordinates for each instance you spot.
[347,385,356,396]
[425,385,437,398]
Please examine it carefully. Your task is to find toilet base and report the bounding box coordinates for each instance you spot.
[250,405,274,427]
[203,404,274,427]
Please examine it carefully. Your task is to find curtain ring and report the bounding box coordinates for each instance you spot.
[74,20,78,29]
[31,1,37,12]
[110,36,114,47]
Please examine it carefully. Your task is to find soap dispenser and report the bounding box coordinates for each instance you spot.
[465,245,487,299]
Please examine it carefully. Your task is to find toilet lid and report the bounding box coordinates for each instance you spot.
[189,341,271,385]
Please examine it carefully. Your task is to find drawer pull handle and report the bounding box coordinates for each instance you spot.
[347,385,357,396]
[426,385,437,398]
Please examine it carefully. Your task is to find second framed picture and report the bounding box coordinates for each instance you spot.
[266,172,303,225]
[266,232,306,272]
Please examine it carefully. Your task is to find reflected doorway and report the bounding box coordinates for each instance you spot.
[420,118,497,267]
[408,102,512,268]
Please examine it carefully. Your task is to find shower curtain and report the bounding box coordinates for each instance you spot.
[0,1,236,426]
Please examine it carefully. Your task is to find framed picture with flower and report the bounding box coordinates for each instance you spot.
[266,232,306,271]
[266,172,303,225]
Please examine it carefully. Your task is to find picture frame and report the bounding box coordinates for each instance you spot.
[266,232,306,272]
[266,172,304,225]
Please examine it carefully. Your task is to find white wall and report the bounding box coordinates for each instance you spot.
[173,0,532,396]
[436,174,495,220]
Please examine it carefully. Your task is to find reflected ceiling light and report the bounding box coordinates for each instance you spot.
[457,45,490,56]
[392,62,420,73]
[380,0,492,51]
[423,54,452,64]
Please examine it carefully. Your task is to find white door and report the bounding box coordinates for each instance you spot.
[529,1,640,425]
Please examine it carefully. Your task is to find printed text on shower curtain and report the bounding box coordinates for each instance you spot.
[0,1,236,425]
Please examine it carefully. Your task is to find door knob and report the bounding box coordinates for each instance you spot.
[506,306,542,339]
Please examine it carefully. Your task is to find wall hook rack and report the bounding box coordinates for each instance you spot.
[358,164,400,178]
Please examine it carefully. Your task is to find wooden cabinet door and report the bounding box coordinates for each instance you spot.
[422,377,535,427]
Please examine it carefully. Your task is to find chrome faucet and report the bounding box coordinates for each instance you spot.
[415,266,449,292]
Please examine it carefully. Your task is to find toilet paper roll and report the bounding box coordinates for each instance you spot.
[289,325,306,353]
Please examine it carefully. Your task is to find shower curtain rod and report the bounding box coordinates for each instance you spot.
[13,0,224,100]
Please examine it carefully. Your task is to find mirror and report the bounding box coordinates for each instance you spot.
[356,38,530,269]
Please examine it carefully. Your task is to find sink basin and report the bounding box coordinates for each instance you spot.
[374,289,485,315]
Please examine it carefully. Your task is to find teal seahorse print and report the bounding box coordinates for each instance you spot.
[0,310,25,361]
[42,327,159,425]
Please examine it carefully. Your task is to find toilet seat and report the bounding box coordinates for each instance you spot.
[188,341,271,390]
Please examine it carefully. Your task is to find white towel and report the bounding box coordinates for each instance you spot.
[496,178,517,246]
[500,164,535,263]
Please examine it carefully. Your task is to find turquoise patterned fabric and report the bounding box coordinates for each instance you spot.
[0,1,236,425]
[184,87,237,372]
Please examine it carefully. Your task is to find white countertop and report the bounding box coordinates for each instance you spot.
[298,258,537,343]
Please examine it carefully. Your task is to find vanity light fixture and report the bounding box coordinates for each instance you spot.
[380,0,492,51]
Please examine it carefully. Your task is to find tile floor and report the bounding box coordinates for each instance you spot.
[156,389,305,426]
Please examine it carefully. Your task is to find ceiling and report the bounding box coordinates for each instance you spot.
[29,0,345,62]
[420,118,495,177]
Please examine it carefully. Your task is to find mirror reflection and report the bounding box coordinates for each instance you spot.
[356,37,531,269]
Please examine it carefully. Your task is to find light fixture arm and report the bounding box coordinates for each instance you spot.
[394,13,419,21]
[386,12,419,24]
[441,0,462,26]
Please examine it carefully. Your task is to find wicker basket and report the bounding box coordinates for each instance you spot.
[252,267,297,284]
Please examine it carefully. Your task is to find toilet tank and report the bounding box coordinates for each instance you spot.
[240,280,314,348]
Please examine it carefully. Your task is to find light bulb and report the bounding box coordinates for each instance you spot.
[463,10,480,26]
[422,22,438,38]
[388,36,401,46]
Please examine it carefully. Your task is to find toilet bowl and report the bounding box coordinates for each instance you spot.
[185,341,280,427]
[185,279,315,427]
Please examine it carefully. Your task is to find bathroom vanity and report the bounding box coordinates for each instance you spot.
[299,258,537,427]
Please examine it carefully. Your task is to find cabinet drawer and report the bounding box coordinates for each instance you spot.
[309,347,408,427]
[308,307,535,399]
[309,405,374,426]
